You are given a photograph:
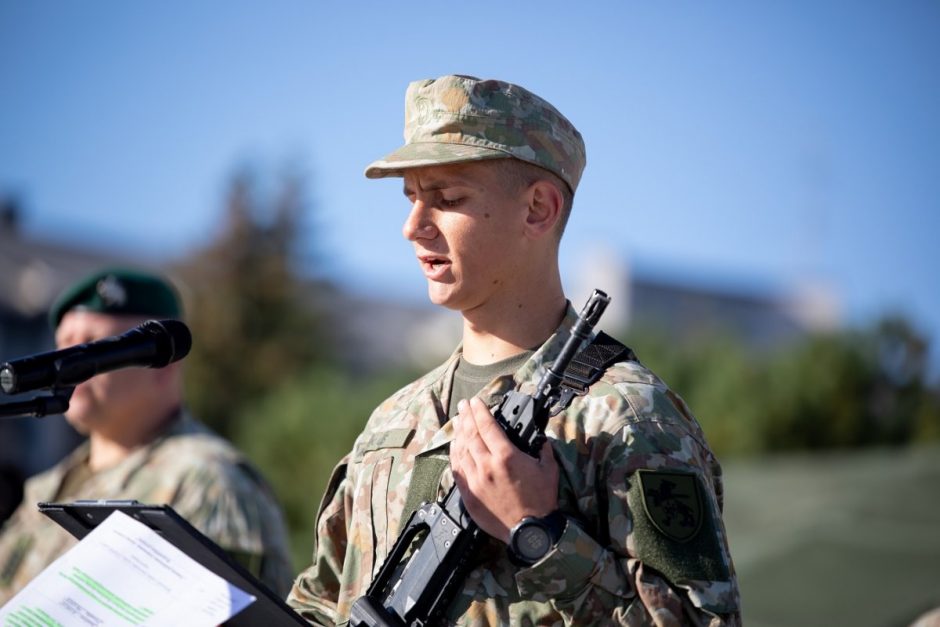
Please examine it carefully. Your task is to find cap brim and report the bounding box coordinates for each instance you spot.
[364,142,511,179]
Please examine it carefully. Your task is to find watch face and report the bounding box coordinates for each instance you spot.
[514,523,552,561]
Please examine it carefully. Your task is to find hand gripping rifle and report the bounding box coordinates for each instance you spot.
[349,290,612,627]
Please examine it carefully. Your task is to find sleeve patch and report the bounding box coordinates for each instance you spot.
[628,469,731,583]
[638,470,703,542]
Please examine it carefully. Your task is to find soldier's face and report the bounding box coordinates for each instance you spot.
[402,161,530,312]
[54,311,160,436]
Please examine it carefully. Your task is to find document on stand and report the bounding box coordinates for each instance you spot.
[0,510,255,626]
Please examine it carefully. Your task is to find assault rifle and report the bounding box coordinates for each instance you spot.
[349,290,612,627]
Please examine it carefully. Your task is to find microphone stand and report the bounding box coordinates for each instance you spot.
[0,387,73,419]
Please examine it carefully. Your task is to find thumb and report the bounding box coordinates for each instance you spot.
[539,439,556,467]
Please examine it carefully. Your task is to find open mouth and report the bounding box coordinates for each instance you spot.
[419,255,450,277]
[420,255,447,267]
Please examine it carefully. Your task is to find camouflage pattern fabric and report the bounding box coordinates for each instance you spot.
[288,305,741,626]
[364,74,587,194]
[0,412,293,604]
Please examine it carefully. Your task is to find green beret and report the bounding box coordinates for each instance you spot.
[49,267,183,329]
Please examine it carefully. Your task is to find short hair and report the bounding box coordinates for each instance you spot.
[497,159,574,239]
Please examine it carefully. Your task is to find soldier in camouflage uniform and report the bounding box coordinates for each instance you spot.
[288,75,741,625]
[0,268,293,604]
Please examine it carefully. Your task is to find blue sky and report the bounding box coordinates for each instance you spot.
[2,2,939,368]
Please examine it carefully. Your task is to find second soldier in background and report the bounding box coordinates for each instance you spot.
[0,268,294,603]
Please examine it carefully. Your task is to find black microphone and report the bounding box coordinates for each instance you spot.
[0,319,192,395]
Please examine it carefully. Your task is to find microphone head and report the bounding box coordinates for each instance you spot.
[139,319,192,367]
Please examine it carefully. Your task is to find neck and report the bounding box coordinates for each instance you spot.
[87,436,135,472]
[86,406,179,471]
[460,268,566,365]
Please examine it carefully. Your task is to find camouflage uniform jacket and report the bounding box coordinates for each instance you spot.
[0,411,293,604]
[288,307,741,625]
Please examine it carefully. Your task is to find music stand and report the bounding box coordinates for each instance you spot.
[39,500,307,626]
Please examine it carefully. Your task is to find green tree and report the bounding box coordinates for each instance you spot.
[761,315,939,451]
[232,365,419,571]
[624,316,940,456]
[172,165,333,437]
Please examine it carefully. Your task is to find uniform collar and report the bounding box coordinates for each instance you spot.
[416,302,582,455]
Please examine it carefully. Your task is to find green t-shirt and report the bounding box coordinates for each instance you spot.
[447,349,534,418]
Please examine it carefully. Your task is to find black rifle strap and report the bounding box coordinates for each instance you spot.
[552,331,635,415]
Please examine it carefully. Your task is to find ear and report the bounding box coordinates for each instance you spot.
[522,180,563,240]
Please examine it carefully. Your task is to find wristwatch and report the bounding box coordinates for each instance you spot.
[507,510,567,567]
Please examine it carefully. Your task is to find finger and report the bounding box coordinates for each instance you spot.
[453,436,481,476]
[452,398,472,441]
[467,397,513,457]
[455,398,478,444]
[460,398,494,459]
[450,421,467,470]
[449,433,462,470]
[461,423,492,471]
[539,439,557,468]
[457,398,474,431]
[451,400,482,472]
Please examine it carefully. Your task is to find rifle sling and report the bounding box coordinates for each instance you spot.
[552,331,634,414]
[563,331,633,390]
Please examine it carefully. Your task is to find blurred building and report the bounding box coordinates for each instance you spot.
[572,246,839,348]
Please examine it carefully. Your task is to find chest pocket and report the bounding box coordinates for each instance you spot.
[352,428,414,575]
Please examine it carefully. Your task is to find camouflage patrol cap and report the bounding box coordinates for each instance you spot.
[49,267,183,329]
[365,74,586,193]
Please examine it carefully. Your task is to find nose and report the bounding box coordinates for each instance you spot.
[402,198,437,241]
